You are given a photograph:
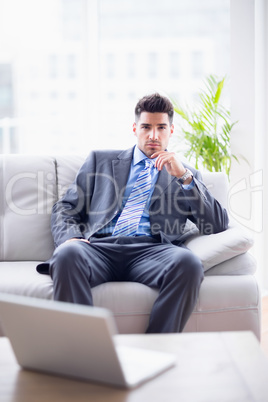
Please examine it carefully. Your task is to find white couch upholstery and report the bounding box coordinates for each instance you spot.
[0,154,261,338]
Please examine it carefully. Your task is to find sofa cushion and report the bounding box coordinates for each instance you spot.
[0,262,260,338]
[205,252,256,276]
[0,155,253,273]
[0,155,56,261]
[183,275,260,338]
[185,224,254,272]
[55,155,85,199]
[0,262,53,298]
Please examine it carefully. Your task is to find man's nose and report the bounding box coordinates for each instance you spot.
[149,129,158,140]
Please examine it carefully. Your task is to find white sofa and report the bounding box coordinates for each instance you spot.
[0,154,261,338]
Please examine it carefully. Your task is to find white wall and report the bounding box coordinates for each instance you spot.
[230,0,268,290]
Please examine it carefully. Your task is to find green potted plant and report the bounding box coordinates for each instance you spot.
[171,74,238,179]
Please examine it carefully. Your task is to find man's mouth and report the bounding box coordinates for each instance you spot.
[146,142,161,146]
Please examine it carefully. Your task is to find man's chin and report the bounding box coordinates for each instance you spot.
[146,145,161,156]
[138,145,162,158]
[144,149,156,158]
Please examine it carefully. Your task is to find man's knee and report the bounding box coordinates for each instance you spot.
[50,241,86,278]
[53,241,82,261]
[183,251,204,286]
[172,248,204,283]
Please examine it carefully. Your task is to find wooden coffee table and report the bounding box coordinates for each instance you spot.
[1,331,268,402]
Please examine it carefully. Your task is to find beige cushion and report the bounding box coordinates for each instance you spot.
[205,252,256,276]
[0,155,56,261]
[185,225,254,271]
[201,171,229,209]
[0,154,253,272]
[0,262,260,338]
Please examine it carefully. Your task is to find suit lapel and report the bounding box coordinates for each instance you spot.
[112,147,134,198]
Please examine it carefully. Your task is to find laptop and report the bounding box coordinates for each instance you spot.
[0,292,176,388]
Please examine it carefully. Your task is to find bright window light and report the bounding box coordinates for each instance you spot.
[0,0,230,154]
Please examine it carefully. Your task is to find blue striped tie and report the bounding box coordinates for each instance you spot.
[112,159,153,236]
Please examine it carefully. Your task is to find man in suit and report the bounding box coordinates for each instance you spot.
[47,93,229,333]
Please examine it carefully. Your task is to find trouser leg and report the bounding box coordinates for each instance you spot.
[49,240,121,305]
[50,237,203,333]
[124,244,204,333]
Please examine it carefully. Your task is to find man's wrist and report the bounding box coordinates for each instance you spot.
[178,168,193,184]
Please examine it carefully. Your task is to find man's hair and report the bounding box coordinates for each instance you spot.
[135,93,174,125]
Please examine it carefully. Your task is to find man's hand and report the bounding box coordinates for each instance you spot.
[151,151,192,184]
[65,238,90,244]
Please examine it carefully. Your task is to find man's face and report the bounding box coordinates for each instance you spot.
[133,112,174,158]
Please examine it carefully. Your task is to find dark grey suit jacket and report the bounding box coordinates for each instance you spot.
[51,147,229,248]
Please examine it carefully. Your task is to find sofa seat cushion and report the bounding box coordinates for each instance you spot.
[0,262,158,335]
[184,275,260,338]
[0,262,53,299]
[0,262,260,338]
[92,282,158,334]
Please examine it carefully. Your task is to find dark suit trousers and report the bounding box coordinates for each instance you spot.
[49,236,204,333]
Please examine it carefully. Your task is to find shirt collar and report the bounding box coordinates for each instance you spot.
[133,145,156,167]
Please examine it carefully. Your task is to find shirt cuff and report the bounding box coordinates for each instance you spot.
[181,179,195,190]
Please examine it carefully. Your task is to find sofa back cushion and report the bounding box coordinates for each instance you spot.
[201,171,229,210]
[55,155,85,199]
[0,154,228,261]
[0,155,57,261]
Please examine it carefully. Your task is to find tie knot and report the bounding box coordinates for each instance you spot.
[144,159,153,169]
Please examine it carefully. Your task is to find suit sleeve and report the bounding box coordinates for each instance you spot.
[51,152,95,247]
[180,170,229,235]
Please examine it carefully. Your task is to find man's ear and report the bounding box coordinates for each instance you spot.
[133,122,137,136]
[170,124,174,136]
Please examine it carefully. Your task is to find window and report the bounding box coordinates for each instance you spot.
[148,53,158,79]
[99,0,230,149]
[106,54,116,79]
[127,53,136,79]
[192,51,204,78]
[0,64,13,118]
[48,55,58,79]
[170,52,180,79]
[0,0,230,154]
[67,54,77,79]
